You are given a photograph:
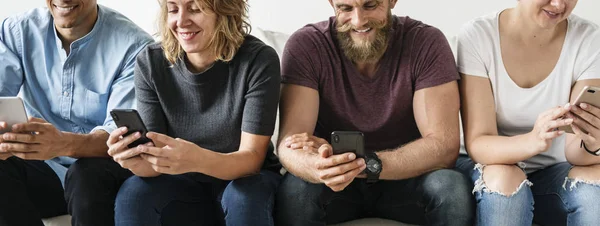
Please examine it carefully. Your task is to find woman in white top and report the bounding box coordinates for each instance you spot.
[455,0,600,225]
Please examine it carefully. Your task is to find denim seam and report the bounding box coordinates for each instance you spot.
[562,177,600,191]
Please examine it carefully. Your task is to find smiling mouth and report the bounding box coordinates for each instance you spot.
[543,9,562,18]
[353,28,372,33]
[179,31,200,40]
[54,5,78,13]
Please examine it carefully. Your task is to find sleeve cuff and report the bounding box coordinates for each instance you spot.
[91,124,116,135]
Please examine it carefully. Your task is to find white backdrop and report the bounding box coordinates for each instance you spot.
[1,0,599,38]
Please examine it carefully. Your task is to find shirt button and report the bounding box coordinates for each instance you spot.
[63,91,69,96]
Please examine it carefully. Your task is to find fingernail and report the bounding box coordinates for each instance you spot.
[291,144,298,149]
[558,131,565,135]
[565,118,573,123]
[284,141,290,147]
[121,127,127,132]
[285,137,291,141]
[360,159,366,166]
[581,103,588,109]
[134,132,141,138]
[348,153,356,160]
[564,103,570,108]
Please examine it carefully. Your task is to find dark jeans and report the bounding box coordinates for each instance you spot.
[114,170,281,226]
[64,158,133,226]
[0,157,67,226]
[275,169,474,226]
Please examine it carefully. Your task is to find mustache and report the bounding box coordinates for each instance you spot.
[336,19,388,33]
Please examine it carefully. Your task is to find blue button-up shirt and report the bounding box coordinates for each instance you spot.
[0,5,153,184]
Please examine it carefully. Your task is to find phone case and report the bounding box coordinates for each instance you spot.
[560,86,600,134]
[110,109,153,148]
[331,131,365,157]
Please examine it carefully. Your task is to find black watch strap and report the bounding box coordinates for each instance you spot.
[365,152,381,183]
[581,140,600,156]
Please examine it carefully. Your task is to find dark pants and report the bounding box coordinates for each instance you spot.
[0,157,67,226]
[64,158,133,226]
[114,170,281,226]
[275,169,474,226]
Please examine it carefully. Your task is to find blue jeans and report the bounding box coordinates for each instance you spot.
[456,155,600,226]
[114,170,281,226]
[275,169,474,226]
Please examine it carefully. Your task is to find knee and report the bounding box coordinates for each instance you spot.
[116,176,155,208]
[276,173,323,204]
[222,171,280,209]
[568,165,600,181]
[66,158,114,185]
[481,164,529,196]
[422,169,474,207]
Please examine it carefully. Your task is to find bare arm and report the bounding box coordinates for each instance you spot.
[65,130,110,158]
[276,84,321,183]
[565,79,600,165]
[195,132,271,180]
[376,81,460,180]
[460,74,570,165]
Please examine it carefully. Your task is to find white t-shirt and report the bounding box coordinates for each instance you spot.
[457,11,600,171]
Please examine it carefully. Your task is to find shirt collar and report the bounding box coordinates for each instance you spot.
[52,5,105,51]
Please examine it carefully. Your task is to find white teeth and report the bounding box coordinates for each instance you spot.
[354,28,372,33]
[180,32,199,39]
[55,6,75,12]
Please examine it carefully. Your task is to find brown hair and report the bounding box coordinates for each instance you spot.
[158,0,251,64]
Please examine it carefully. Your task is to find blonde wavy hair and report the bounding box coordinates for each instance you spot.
[158,0,251,64]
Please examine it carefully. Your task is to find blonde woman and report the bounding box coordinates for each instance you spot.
[106,0,281,225]
[456,0,600,225]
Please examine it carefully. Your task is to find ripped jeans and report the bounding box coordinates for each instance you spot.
[456,155,600,226]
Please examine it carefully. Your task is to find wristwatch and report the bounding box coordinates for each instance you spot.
[581,140,600,156]
[365,152,382,183]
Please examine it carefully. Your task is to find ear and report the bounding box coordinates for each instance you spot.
[389,0,398,9]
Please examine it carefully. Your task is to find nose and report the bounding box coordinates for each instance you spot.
[351,8,368,29]
[176,10,191,28]
[550,0,566,11]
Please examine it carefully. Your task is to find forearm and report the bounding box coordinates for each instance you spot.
[196,149,266,181]
[278,146,319,183]
[565,135,600,166]
[467,133,537,165]
[377,135,458,180]
[64,131,110,158]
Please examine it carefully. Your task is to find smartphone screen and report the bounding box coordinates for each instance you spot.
[110,109,153,148]
[331,131,365,158]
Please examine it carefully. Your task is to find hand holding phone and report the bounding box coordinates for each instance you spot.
[331,131,365,158]
[0,97,28,134]
[560,86,600,134]
[110,109,153,148]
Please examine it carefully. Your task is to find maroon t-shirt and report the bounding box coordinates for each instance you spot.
[281,16,459,152]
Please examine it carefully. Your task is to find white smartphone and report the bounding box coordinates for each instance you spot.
[560,86,600,134]
[0,97,28,134]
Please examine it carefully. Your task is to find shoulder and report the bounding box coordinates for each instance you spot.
[396,16,450,53]
[2,7,53,33]
[136,43,167,69]
[567,14,600,46]
[96,5,153,45]
[235,35,280,65]
[285,18,333,50]
[456,12,500,44]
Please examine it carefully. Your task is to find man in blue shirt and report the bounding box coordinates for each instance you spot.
[0,0,153,225]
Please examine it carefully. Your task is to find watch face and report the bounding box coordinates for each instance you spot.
[366,159,381,173]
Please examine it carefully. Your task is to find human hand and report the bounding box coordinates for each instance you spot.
[283,133,328,152]
[528,104,572,154]
[0,117,69,160]
[138,132,204,175]
[568,103,600,150]
[107,127,153,173]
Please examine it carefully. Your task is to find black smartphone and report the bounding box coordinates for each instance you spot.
[331,131,365,158]
[110,109,153,148]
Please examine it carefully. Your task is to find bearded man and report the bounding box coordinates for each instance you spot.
[274,0,474,225]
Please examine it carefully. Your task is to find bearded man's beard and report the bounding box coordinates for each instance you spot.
[336,13,392,63]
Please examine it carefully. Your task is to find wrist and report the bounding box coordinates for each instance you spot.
[524,132,545,154]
